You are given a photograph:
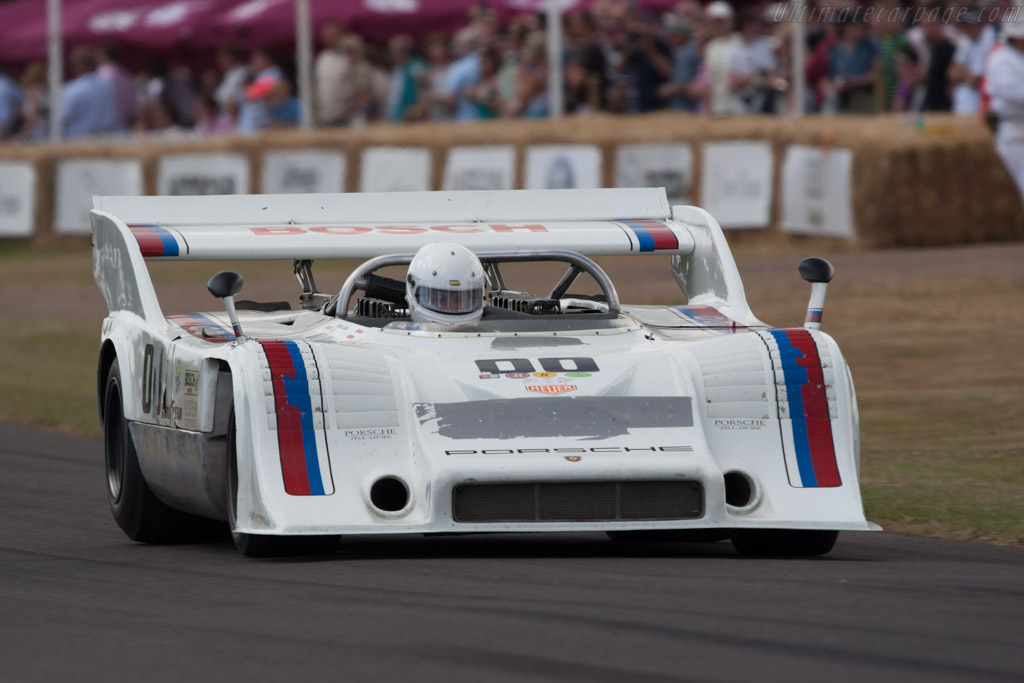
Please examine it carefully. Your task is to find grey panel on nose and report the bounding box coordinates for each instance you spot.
[414,396,693,439]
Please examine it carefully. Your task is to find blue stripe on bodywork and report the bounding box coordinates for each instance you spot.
[281,340,324,495]
[769,329,817,487]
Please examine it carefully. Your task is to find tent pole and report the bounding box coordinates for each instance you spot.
[47,0,63,141]
[790,0,806,117]
[546,0,563,119]
[296,0,313,129]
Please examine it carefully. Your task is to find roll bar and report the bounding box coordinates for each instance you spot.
[335,250,621,320]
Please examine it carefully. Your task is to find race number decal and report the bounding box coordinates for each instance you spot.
[474,357,600,375]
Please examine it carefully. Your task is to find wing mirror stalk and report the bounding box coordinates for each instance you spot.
[798,258,834,331]
[207,271,245,339]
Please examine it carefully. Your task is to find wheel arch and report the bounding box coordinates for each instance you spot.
[97,339,119,429]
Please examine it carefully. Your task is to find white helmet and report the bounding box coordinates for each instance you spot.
[406,243,486,325]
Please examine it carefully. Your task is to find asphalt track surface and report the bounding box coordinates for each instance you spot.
[2,423,1022,683]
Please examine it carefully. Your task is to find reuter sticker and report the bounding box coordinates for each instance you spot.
[525,384,576,395]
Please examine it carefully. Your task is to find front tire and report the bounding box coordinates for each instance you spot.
[226,411,339,557]
[731,530,839,557]
[104,359,178,543]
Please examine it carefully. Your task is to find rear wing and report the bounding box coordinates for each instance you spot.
[91,189,758,325]
[93,189,688,261]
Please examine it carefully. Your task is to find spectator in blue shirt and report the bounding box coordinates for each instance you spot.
[0,69,25,140]
[825,18,879,113]
[268,77,301,128]
[61,49,117,138]
[238,49,284,134]
[659,14,701,112]
[445,31,482,121]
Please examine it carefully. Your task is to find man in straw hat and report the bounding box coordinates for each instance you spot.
[985,8,1024,204]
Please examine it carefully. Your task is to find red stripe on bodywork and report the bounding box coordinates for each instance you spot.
[260,340,311,495]
[638,220,679,250]
[784,330,841,487]
[130,226,165,257]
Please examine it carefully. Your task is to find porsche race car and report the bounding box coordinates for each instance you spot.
[92,188,875,557]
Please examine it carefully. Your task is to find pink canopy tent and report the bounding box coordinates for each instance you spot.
[0,0,497,62]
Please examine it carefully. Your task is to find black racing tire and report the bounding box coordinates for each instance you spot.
[104,359,179,543]
[731,530,839,557]
[227,410,339,558]
[606,530,733,543]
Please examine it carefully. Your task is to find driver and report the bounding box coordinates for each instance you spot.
[405,243,486,325]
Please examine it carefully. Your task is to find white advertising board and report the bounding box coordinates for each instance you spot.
[615,143,693,206]
[782,145,855,239]
[442,145,516,191]
[700,141,774,229]
[360,147,432,192]
[56,158,143,236]
[524,145,602,190]
[0,162,36,238]
[158,153,250,196]
[262,149,346,194]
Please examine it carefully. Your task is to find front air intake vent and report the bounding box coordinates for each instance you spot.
[452,481,704,523]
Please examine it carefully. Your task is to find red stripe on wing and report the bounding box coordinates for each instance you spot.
[636,220,679,251]
[129,226,165,257]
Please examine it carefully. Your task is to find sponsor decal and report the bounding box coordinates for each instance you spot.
[343,427,397,441]
[505,372,531,379]
[183,369,199,396]
[532,371,557,378]
[479,373,499,379]
[564,455,582,462]
[449,280,461,286]
[526,384,576,395]
[564,372,592,378]
[713,418,767,430]
[617,219,680,252]
[445,446,693,455]
[259,340,334,496]
[768,329,841,488]
[251,224,549,236]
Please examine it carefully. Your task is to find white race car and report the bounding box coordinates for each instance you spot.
[92,189,874,557]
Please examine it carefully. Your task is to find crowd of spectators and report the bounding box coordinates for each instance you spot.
[0,0,1021,143]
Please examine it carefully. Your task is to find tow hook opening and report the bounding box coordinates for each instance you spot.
[724,471,755,509]
[370,476,410,513]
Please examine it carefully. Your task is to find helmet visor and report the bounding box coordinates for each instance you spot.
[417,285,484,315]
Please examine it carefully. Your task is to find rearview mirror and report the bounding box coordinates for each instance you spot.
[207,271,244,338]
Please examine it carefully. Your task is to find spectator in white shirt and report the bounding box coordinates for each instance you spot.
[704,1,741,116]
[728,11,778,114]
[949,10,996,115]
[314,21,350,126]
[986,18,1024,205]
